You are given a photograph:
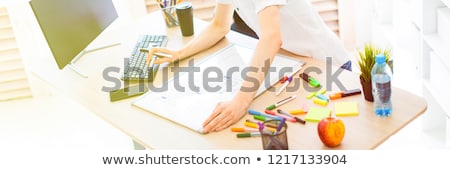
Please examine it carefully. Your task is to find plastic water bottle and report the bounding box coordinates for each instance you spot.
[371,54,392,117]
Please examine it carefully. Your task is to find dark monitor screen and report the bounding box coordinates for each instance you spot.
[30,0,118,69]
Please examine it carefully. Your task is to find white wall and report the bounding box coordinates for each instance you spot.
[354,0,375,49]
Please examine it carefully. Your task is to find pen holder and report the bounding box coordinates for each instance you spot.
[260,120,289,150]
[160,6,178,27]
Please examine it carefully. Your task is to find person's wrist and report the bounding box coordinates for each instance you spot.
[234,92,253,108]
[174,49,185,62]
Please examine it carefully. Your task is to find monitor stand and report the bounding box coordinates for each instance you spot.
[68,42,121,78]
[67,17,127,78]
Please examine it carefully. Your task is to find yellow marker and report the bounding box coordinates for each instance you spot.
[243,122,275,132]
[313,97,328,106]
[244,122,258,129]
[265,127,277,133]
[289,109,305,115]
[306,92,316,99]
[318,88,326,94]
[307,89,326,99]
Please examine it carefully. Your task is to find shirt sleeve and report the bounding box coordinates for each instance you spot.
[252,0,287,13]
[216,0,233,4]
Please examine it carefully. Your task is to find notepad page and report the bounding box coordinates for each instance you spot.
[334,102,359,116]
[305,107,331,122]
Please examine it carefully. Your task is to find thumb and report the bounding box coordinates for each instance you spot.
[150,47,173,55]
[154,57,173,64]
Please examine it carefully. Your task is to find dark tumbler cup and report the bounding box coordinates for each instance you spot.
[175,2,194,36]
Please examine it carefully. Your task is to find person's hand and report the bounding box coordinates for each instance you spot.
[202,97,250,133]
[146,47,180,64]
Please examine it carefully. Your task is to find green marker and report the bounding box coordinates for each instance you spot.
[236,132,261,138]
[254,115,266,121]
[309,77,320,88]
[265,95,297,110]
[299,73,321,88]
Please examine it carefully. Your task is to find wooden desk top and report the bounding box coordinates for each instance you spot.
[31,12,427,150]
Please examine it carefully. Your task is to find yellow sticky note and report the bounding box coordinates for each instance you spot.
[305,107,331,122]
[335,102,359,116]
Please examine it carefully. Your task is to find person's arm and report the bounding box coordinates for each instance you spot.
[202,5,283,133]
[148,3,234,64]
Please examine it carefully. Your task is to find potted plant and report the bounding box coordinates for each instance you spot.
[357,43,391,102]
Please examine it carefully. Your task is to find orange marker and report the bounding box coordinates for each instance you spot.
[231,127,259,132]
[329,89,361,100]
[329,92,344,100]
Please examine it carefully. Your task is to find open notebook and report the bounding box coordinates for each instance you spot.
[132,44,305,133]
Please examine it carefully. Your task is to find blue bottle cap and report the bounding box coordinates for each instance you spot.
[375,54,386,64]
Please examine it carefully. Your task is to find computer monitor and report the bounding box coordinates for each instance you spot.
[29,0,118,76]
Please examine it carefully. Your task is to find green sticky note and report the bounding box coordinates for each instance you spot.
[305,107,331,122]
[335,102,359,116]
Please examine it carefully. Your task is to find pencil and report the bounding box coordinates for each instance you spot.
[155,0,164,8]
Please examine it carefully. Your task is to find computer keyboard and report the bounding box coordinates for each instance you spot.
[122,35,168,81]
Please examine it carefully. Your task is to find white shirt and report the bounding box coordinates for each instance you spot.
[217,0,349,67]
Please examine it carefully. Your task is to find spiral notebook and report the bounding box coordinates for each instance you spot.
[132,44,305,133]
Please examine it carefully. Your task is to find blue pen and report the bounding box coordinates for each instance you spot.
[164,0,166,7]
[248,110,282,121]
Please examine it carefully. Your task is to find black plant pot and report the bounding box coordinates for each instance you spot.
[360,75,373,102]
